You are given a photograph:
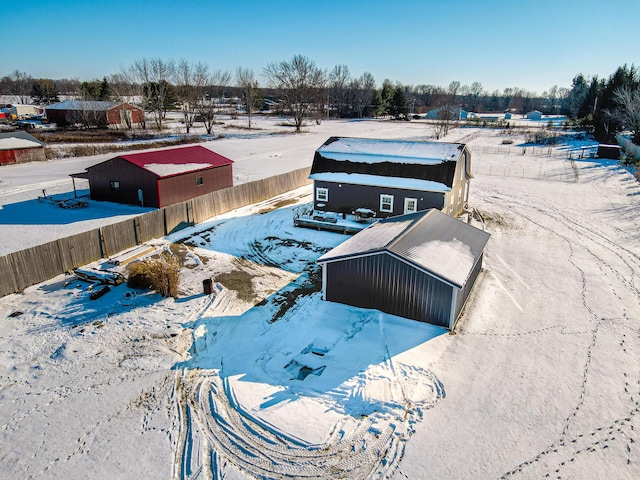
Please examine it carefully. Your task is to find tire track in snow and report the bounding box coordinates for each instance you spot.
[173,364,444,480]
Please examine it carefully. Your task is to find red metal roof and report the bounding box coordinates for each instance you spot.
[119,145,233,178]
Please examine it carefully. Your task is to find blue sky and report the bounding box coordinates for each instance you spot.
[1,0,639,93]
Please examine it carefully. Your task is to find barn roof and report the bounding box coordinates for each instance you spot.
[116,145,233,178]
[0,131,45,150]
[46,100,121,111]
[317,137,464,165]
[317,209,490,288]
[311,137,466,188]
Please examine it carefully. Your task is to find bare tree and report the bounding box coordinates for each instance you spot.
[196,70,231,135]
[175,59,209,133]
[263,55,326,132]
[469,81,483,111]
[9,70,33,104]
[109,71,143,129]
[130,57,176,130]
[328,65,351,117]
[355,72,376,117]
[235,67,259,129]
[611,86,640,143]
[431,80,462,139]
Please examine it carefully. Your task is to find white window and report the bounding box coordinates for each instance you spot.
[316,187,328,202]
[380,194,394,213]
[195,176,203,186]
[110,181,120,191]
[404,197,417,214]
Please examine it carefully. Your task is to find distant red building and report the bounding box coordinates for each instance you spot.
[73,145,234,208]
[0,131,46,164]
[45,100,144,128]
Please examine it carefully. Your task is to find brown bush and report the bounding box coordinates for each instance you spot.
[127,253,180,298]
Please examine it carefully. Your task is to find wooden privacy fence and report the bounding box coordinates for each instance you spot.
[0,167,312,297]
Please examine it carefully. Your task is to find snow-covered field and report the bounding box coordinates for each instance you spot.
[0,120,639,479]
[0,117,434,255]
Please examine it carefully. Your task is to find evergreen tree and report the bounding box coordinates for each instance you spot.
[98,76,110,100]
[579,76,602,120]
[390,86,409,120]
[371,89,384,117]
[593,65,638,141]
[567,74,588,118]
[379,79,394,116]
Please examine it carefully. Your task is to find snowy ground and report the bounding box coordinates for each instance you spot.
[0,117,436,255]
[0,122,639,479]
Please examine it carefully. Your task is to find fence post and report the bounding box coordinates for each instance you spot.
[163,208,168,236]
[133,217,141,245]
[98,227,107,258]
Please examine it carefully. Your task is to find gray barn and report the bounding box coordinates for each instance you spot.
[309,137,472,219]
[316,209,490,329]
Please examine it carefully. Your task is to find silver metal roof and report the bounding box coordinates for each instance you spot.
[46,100,120,111]
[317,209,490,288]
[317,137,465,165]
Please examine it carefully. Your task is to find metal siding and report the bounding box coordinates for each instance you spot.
[0,149,16,164]
[454,253,484,320]
[156,164,233,207]
[313,180,445,217]
[325,252,453,328]
[87,157,158,207]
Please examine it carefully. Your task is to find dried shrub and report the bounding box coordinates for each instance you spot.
[127,253,180,298]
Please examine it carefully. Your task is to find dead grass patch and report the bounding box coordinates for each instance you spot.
[127,253,180,298]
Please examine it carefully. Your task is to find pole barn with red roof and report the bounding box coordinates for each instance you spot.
[73,145,233,208]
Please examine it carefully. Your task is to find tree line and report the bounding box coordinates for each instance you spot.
[1,56,638,142]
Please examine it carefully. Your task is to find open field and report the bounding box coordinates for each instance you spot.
[0,122,639,479]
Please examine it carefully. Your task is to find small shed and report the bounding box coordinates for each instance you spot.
[0,131,46,164]
[73,145,233,208]
[596,144,621,160]
[526,110,542,121]
[45,100,144,128]
[317,209,490,329]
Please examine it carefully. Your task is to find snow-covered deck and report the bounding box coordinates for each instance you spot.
[293,204,376,234]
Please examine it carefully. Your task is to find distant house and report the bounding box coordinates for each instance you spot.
[526,110,542,121]
[0,131,46,164]
[308,137,471,220]
[317,209,490,329]
[72,145,233,208]
[45,100,144,128]
[424,106,468,120]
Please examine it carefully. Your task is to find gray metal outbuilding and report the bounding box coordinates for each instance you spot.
[316,209,490,329]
